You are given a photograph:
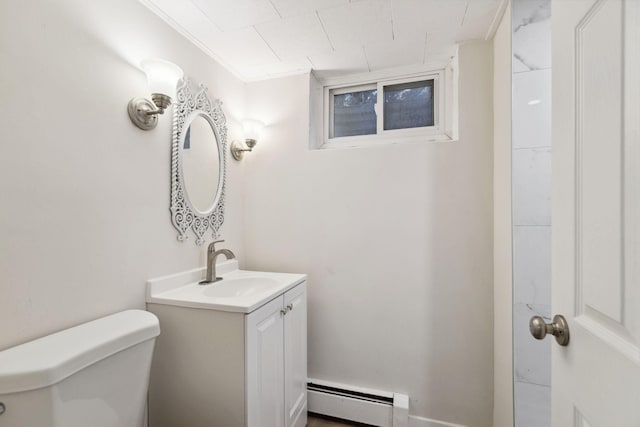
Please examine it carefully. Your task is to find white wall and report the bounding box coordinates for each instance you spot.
[1,4,500,425]
[492,3,514,427]
[0,0,246,350]
[243,42,494,426]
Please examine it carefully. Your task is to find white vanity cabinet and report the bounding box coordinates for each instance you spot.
[146,272,307,427]
[247,282,307,427]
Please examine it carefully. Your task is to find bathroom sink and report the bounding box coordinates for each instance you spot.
[146,260,306,313]
[202,276,282,298]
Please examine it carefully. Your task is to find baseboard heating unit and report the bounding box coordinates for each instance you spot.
[307,379,408,427]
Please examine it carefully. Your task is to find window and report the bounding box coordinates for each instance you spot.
[332,85,377,138]
[383,80,434,130]
[318,67,455,149]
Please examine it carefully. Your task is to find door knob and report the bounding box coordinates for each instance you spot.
[529,314,570,346]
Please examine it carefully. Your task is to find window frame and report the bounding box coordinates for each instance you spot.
[323,69,448,148]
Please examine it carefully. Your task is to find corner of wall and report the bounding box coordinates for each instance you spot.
[492,1,514,427]
[308,71,323,150]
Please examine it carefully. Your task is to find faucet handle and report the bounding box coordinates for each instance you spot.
[208,239,224,251]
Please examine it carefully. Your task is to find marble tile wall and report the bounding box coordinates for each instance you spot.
[511,0,551,426]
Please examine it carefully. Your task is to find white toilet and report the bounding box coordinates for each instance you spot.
[0,309,160,427]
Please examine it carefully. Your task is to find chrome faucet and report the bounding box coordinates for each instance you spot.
[199,240,236,285]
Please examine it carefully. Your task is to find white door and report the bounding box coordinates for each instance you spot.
[246,296,285,427]
[552,0,640,425]
[284,282,307,427]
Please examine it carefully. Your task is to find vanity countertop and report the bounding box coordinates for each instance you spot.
[146,260,306,313]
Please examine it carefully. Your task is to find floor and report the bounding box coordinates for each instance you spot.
[307,413,373,427]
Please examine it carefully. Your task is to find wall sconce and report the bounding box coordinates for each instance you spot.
[231,119,265,160]
[128,59,183,131]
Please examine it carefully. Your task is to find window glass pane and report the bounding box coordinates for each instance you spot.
[333,89,377,138]
[383,80,434,130]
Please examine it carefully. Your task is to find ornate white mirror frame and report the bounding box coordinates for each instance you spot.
[170,78,227,245]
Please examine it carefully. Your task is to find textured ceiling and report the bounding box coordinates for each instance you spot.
[140,0,503,81]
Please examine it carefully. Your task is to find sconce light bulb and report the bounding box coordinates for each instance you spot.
[141,59,183,100]
[242,119,265,142]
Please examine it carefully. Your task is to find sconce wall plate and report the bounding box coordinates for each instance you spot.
[128,97,160,130]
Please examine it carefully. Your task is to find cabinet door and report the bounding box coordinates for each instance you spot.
[284,282,307,427]
[246,296,285,427]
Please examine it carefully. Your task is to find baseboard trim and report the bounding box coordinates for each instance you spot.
[408,415,467,427]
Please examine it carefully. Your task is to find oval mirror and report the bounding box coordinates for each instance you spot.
[170,78,227,245]
[180,113,221,214]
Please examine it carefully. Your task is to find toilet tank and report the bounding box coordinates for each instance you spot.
[0,310,160,427]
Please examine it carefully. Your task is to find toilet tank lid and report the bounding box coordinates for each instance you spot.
[0,310,160,394]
